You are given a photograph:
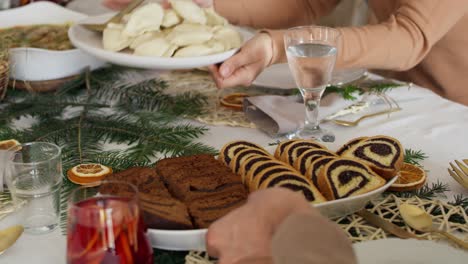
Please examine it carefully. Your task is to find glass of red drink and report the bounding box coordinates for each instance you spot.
[66,181,153,264]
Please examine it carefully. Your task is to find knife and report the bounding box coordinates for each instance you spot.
[356,209,422,240]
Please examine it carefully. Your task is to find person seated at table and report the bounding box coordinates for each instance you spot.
[206,188,357,264]
[103,0,468,106]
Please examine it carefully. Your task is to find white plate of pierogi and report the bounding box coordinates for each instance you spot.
[68,0,253,70]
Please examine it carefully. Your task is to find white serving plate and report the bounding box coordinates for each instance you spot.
[69,14,255,70]
[253,63,367,89]
[147,145,397,251]
[0,2,105,81]
[353,238,468,264]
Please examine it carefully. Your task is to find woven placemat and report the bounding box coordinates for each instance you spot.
[185,194,468,264]
[160,70,256,128]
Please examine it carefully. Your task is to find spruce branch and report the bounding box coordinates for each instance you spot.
[404,149,428,167]
[389,180,450,200]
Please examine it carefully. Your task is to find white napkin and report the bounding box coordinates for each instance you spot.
[244,95,305,136]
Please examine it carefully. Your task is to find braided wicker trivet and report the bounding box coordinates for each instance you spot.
[160,70,256,128]
[185,195,468,264]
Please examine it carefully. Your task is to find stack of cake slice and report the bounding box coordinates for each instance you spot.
[155,154,248,228]
[101,167,193,230]
[102,155,249,230]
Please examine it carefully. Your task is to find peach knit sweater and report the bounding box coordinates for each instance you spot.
[214,0,468,106]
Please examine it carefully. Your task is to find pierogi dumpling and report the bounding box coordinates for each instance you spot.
[172,23,211,33]
[124,3,164,37]
[162,9,181,28]
[213,26,243,50]
[103,23,133,52]
[134,38,175,57]
[163,45,179,57]
[173,40,224,57]
[169,0,207,25]
[166,27,213,46]
[204,7,227,26]
[129,31,165,49]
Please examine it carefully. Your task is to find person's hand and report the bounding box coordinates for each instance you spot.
[209,33,273,89]
[102,0,132,10]
[206,188,314,264]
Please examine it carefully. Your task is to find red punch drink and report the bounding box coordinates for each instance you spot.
[66,182,153,264]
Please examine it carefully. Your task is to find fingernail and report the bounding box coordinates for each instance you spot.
[220,66,231,78]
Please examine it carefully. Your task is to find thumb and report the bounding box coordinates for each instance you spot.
[161,0,171,9]
[219,51,254,78]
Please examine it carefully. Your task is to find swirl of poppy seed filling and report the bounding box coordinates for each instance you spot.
[223,141,261,165]
[286,142,324,164]
[256,167,295,187]
[252,161,288,178]
[327,160,371,198]
[233,149,269,173]
[309,157,335,186]
[277,183,316,201]
[298,149,335,175]
[242,156,271,174]
[353,139,400,168]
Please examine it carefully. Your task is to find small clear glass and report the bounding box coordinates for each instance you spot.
[5,142,62,234]
[284,26,341,142]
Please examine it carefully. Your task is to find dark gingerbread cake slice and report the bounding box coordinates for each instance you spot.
[100,167,194,230]
[156,154,245,202]
[139,193,193,230]
[103,167,171,198]
[188,191,248,228]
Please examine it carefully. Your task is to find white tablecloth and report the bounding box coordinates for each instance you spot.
[1,77,467,263]
[1,1,468,263]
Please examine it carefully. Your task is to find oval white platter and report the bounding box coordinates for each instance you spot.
[253,63,367,89]
[69,14,255,70]
[147,145,397,251]
[0,2,105,81]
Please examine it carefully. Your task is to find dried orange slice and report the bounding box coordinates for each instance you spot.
[389,163,426,192]
[67,164,112,185]
[220,93,248,111]
[0,139,20,150]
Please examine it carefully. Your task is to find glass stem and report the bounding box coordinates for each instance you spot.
[301,88,325,129]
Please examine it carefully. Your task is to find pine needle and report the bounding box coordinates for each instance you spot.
[324,80,402,101]
[0,66,216,236]
[404,149,428,166]
[389,180,450,200]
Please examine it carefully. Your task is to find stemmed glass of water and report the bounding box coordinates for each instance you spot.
[284,26,341,142]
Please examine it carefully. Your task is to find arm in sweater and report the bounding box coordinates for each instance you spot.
[267,0,468,70]
[214,0,339,29]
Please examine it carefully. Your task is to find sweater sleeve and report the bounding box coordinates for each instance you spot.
[270,213,356,264]
[213,0,339,29]
[266,0,468,71]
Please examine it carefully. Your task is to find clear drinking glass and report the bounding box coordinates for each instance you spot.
[5,142,62,234]
[66,181,153,264]
[284,26,341,142]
